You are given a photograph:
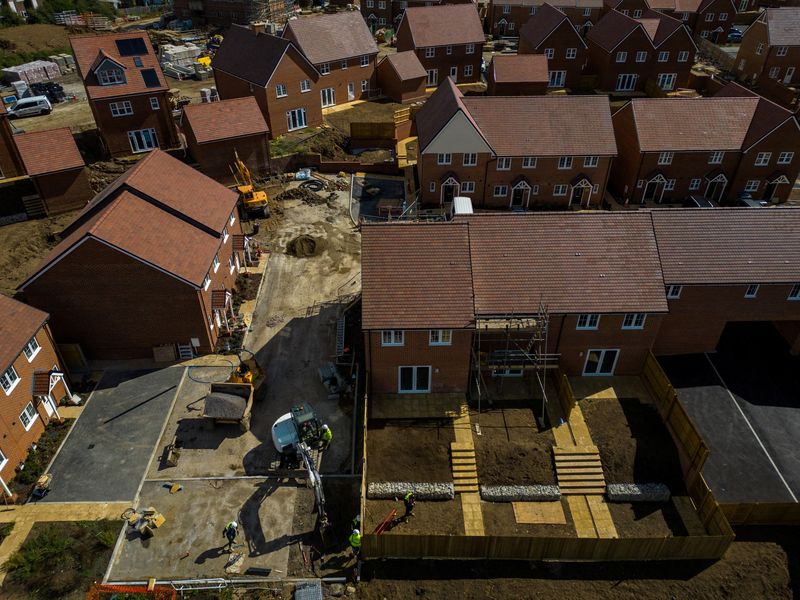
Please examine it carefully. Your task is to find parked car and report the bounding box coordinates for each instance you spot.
[684,195,718,208]
[6,95,52,119]
[727,28,743,43]
[735,193,767,207]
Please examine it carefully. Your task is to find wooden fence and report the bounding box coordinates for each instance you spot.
[555,370,575,418]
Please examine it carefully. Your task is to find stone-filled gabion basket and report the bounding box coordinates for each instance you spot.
[606,483,671,502]
[480,485,561,502]
[367,482,454,500]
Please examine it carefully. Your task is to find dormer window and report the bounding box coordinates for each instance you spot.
[98,68,125,85]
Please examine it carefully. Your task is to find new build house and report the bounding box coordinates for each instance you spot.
[18,150,244,360]
[376,51,428,103]
[518,3,588,90]
[586,9,696,93]
[734,8,800,87]
[610,90,800,204]
[605,0,737,42]
[0,295,70,500]
[70,32,179,157]
[488,0,603,38]
[396,4,485,87]
[212,25,322,137]
[415,79,617,208]
[282,12,379,106]
[361,0,475,32]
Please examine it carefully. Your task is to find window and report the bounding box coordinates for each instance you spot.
[286,108,307,131]
[719,12,727,20]
[756,42,764,55]
[429,329,452,346]
[558,156,573,169]
[425,47,435,58]
[127,128,158,153]
[429,181,436,192]
[382,330,404,346]
[658,51,669,62]
[621,9,629,15]
[98,68,125,85]
[583,7,591,15]
[110,100,133,117]
[361,55,370,67]
[544,48,555,59]
[778,152,794,165]
[678,50,690,63]
[553,184,568,196]
[494,185,508,197]
[23,336,40,361]
[1,366,20,395]
[616,73,638,91]
[636,51,647,63]
[230,212,236,226]
[755,152,771,166]
[361,79,368,92]
[379,17,387,25]
[276,83,287,97]
[398,366,431,393]
[616,51,627,63]
[463,153,477,166]
[548,70,566,87]
[704,12,714,21]
[212,254,220,273]
[530,6,537,14]
[789,283,800,300]
[300,79,311,92]
[203,275,211,290]
[19,402,37,431]
[321,87,335,107]
[681,12,688,20]
[503,4,510,13]
[320,62,330,75]
[228,255,235,274]
[657,73,677,90]
[664,179,676,191]
[341,60,348,69]
[666,285,682,299]
[366,0,373,6]
[576,314,600,330]
[437,153,452,165]
[522,156,537,168]
[497,157,511,170]
[777,46,788,57]
[532,185,539,195]
[466,43,475,54]
[566,48,577,59]
[745,179,760,192]
[464,64,473,77]
[744,284,759,298]
[658,151,674,166]
[709,151,724,164]
[633,8,642,17]
[0,449,6,471]
[133,56,143,67]
[446,45,452,55]
[769,66,780,79]
[622,313,647,330]
[689,178,701,191]
[461,181,475,193]
[378,0,385,6]
[584,156,598,168]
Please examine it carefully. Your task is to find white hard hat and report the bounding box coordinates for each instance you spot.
[355,514,361,521]
[353,528,360,535]
[231,521,238,528]
[322,424,329,430]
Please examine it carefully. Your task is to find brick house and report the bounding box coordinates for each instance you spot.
[0,102,24,183]
[518,3,588,89]
[586,8,697,92]
[415,79,617,208]
[605,0,735,42]
[18,150,244,360]
[486,54,550,94]
[488,0,603,38]
[70,32,179,157]
[610,91,800,204]
[734,8,800,87]
[376,51,428,103]
[182,97,270,181]
[283,12,379,107]
[0,295,70,500]
[396,4,485,86]
[212,25,322,138]
[361,0,475,32]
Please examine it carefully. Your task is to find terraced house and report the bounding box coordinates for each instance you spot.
[734,7,800,87]
[415,79,617,208]
[360,0,475,32]
[488,0,603,37]
[70,32,178,157]
[605,0,737,42]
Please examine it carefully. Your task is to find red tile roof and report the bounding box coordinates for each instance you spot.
[519,3,585,51]
[361,222,475,329]
[14,128,85,176]
[32,371,51,395]
[651,208,800,285]
[763,8,800,47]
[587,9,642,51]
[283,12,378,65]
[0,295,48,373]
[402,4,485,48]
[183,97,269,144]
[70,32,168,100]
[382,51,427,81]
[490,54,549,83]
[415,78,481,152]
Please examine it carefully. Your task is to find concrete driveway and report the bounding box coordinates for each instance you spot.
[38,368,184,503]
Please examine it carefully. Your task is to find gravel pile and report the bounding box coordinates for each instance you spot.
[480,485,561,502]
[367,482,454,500]
[606,483,671,502]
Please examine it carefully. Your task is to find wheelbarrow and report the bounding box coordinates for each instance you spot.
[32,473,52,499]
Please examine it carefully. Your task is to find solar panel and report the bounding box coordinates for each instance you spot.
[141,68,160,88]
[115,37,148,57]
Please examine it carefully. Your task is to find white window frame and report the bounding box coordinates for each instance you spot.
[466,43,475,54]
[98,68,124,85]
[19,402,38,431]
[755,152,771,166]
[503,4,510,13]
[719,12,727,20]
[709,151,724,164]
[658,151,674,166]
[777,152,794,165]
[777,46,788,57]
[0,448,6,472]
[658,51,669,63]
[584,156,598,168]
[381,330,404,346]
[769,66,780,79]
[566,47,577,59]
[223,226,229,243]
[361,55,370,67]
[321,87,335,108]
[493,185,508,197]
[744,284,759,298]
[461,181,475,193]
[366,0,373,6]
[576,314,600,330]
[756,42,764,55]
[635,51,647,63]
[149,97,159,110]
[429,181,436,193]
[789,283,800,300]
[664,179,676,191]
[213,254,220,273]
[622,313,646,330]
[548,70,566,87]
[464,64,473,77]
[497,157,511,170]
[110,100,133,117]
[633,8,642,17]
[300,79,311,93]
[745,179,760,192]
[230,212,236,226]
[446,45,453,55]
[320,62,331,75]
[616,51,627,63]
[127,128,158,153]
[203,275,211,290]
[229,255,236,274]
[583,6,591,15]
[666,285,682,299]
[398,365,431,394]
[463,153,478,167]
[276,83,287,98]
[544,48,555,59]
[522,156,537,168]
[1,366,20,396]
[558,156,573,169]
[553,184,568,196]
[704,12,714,21]
[286,108,307,131]
[361,79,368,92]
[678,50,690,63]
[437,153,452,165]
[429,329,452,346]
[425,47,435,58]
[689,178,701,191]
[530,6,537,14]
[23,336,40,362]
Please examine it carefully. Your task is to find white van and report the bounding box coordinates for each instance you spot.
[6,95,52,119]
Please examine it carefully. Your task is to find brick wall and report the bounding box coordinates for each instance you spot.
[0,116,24,180]
[91,92,178,157]
[734,19,767,81]
[395,38,483,86]
[185,133,271,182]
[313,55,378,106]
[377,60,427,103]
[518,21,587,89]
[731,119,800,204]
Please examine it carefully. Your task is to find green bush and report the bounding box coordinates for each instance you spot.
[6,529,74,584]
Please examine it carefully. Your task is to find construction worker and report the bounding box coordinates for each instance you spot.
[320,424,333,450]
[222,521,239,551]
[349,528,362,558]
[403,491,416,521]
[351,514,361,531]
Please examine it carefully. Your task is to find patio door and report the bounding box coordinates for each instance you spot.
[348,82,355,101]
[616,73,638,92]
[321,87,335,108]
[427,69,438,86]
[398,366,431,393]
[583,349,619,376]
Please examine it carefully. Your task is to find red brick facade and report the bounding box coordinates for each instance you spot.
[0,108,24,181]
[89,92,178,157]
[395,38,483,86]
[734,12,800,86]
[489,1,602,37]
[518,15,588,89]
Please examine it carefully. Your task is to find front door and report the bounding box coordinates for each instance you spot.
[784,67,795,85]
[510,186,527,208]
[571,186,584,206]
[427,69,438,86]
[583,349,619,376]
[442,183,458,204]
[38,395,54,417]
[643,180,661,202]
[449,66,458,82]
[705,180,725,202]
[763,181,778,201]
[347,82,355,101]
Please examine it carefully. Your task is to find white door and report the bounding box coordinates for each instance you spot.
[347,82,355,101]
[657,73,677,90]
[39,395,54,417]
[127,128,158,153]
[449,66,458,82]
[784,67,795,85]
[398,366,432,393]
[427,69,438,86]
[321,87,335,108]
[583,349,619,376]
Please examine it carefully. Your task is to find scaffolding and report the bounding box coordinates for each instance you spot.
[248,0,295,25]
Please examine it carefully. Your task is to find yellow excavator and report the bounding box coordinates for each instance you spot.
[230,151,269,218]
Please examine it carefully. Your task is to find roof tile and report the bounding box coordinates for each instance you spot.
[402,4,485,48]
[283,12,378,65]
[14,128,85,176]
[490,54,549,83]
[0,295,48,373]
[183,97,269,144]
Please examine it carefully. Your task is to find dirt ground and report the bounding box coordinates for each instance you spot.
[472,407,556,486]
[482,500,575,537]
[366,421,454,483]
[365,498,465,536]
[607,501,688,538]
[0,24,71,60]
[581,397,686,492]
[325,100,403,136]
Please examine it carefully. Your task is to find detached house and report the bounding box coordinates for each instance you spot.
[0,295,70,500]
[586,9,696,92]
[70,32,179,157]
[283,12,379,107]
[610,89,800,204]
[488,0,603,38]
[735,8,800,87]
[396,4,485,86]
[212,25,322,137]
[518,3,588,90]
[19,151,244,360]
[415,79,617,208]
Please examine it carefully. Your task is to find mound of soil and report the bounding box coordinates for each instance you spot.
[286,235,324,257]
